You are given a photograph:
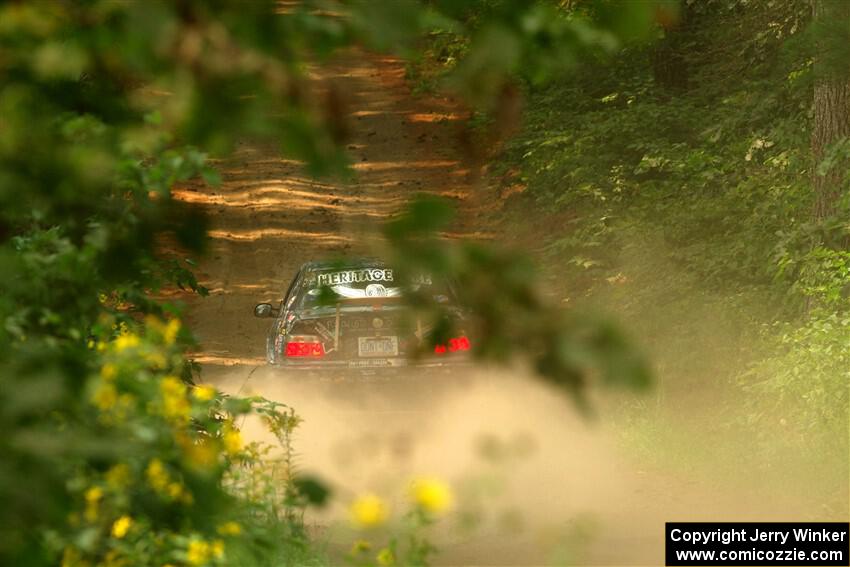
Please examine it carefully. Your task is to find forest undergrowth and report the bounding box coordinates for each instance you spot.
[406,0,848,513]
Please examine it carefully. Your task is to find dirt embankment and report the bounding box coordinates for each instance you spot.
[175,50,844,566]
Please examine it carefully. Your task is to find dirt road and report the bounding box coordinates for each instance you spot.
[175,50,839,566]
[176,50,482,381]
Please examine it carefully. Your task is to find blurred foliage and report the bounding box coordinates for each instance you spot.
[0,1,350,562]
[0,0,671,565]
[384,195,650,408]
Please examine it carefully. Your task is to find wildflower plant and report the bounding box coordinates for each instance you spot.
[46,316,327,567]
[346,478,455,567]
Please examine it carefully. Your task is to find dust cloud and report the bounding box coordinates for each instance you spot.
[215,364,662,565]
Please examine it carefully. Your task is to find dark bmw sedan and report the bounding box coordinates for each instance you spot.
[253,259,471,370]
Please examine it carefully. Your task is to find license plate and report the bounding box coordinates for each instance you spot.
[358,336,398,357]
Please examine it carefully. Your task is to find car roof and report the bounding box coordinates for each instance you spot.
[300,258,386,271]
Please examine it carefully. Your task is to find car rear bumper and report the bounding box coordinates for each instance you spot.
[269,356,471,377]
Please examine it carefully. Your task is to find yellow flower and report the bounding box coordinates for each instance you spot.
[146,459,169,492]
[145,459,193,503]
[145,316,182,345]
[410,477,453,515]
[111,515,133,539]
[100,363,117,380]
[61,546,82,567]
[84,486,102,503]
[160,376,190,422]
[104,549,128,567]
[113,333,139,351]
[161,375,186,395]
[115,393,135,419]
[167,482,184,500]
[145,351,166,369]
[222,427,242,456]
[350,539,371,554]
[105,463,131,489]
[165,481,193,504]
[186,540,211,566]
[92,382,118,411]
[164,318,181,345]
[349,493,389,528]
[192,384,217,401]
[377,548,395,566]
[211,540,225,559]
[183,438,218,470]
[84,486,103,522]
[217,521,242,536]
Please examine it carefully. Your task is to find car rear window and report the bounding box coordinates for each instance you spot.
[297,267,453,308]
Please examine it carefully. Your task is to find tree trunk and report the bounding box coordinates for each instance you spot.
[651,3,693,92]
[811,0,850,221]
[651,38,688,92]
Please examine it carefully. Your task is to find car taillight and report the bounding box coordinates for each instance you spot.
[285,336,325,357]
[433,336,470,355]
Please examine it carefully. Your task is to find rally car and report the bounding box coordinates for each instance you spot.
[253,259,471,370]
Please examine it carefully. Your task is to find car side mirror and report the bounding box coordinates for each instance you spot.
[254,303,276,318]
